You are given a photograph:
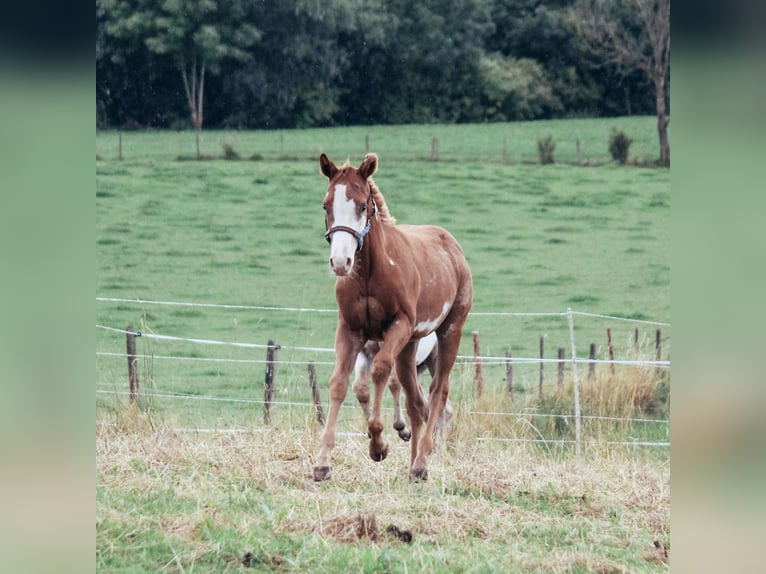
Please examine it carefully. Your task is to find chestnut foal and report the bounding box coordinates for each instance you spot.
[313,153,472,481]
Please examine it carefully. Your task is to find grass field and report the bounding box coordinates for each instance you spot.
[97,117,670,572]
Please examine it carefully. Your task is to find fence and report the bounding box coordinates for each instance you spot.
[96,120,660,166]
[96,296,670,452]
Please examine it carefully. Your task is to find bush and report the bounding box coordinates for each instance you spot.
[220,137,241,160]
[537,135,555,165]
[609,129,633,164]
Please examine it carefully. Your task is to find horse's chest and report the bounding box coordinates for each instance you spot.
[339,296,392,340]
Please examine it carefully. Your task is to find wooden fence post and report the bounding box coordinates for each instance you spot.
[263,340,279,425]
[539,336,544,399]
[126,325,139,403]
[118,131,123,161]
[634,327,640,359]
[365,134,369,154]
[655,329,662,361]
[588,343,596,380]
[607,328,615,375]
[557,347,565,390]
[308,361,325,426]
[576,138,581,164]
[431,137,439,161]
[505,349,513,401]
[472,331,483,398]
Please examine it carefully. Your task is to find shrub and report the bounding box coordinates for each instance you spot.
[537,135,555,165]
[609,129,633,164]
[220,136,240,160]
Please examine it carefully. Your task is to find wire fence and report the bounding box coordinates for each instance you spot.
[96,296,670,450]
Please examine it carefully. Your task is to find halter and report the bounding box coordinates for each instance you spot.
[324,187,378,252]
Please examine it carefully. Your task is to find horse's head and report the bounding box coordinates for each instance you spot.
[320,153,378,276]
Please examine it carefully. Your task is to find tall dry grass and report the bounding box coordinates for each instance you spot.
[97,366,670,571]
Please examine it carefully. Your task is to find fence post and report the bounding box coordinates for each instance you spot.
[431,137,439,161]
[576,138,581,164]
[539,336,544,399]
[118,131,123,161]
[566,309,581,458]
[634,327,640,359]
[607,327,615,375]
[557,347,565,390]
[505,349,513,401]
[588,343,596,380]
[263,339,279,425]
[472,331,483,398]
[365,134,369,154]
[126,325,139,403]
[308,361,325,426]
[655,329,662,361]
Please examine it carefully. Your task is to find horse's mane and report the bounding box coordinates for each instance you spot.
[369,178,396,225]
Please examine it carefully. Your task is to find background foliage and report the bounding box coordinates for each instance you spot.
[96,0,662,130]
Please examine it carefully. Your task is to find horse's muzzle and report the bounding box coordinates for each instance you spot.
[329,254,353,276]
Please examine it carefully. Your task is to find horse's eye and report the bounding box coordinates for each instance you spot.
[360,204,366,213]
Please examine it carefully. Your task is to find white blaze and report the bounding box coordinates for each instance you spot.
[329,183,365,273]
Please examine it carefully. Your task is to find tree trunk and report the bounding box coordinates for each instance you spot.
[655,72,670,166]
[181,61,206,160]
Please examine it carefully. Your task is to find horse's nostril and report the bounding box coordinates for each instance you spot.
[346,257,352,269]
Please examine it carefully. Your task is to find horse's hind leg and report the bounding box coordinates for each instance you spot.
[410,317,466,481]
[388,372,411,441]
[351,345,375,423]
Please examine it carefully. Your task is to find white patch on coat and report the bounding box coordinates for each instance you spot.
[414,302,451,335]
[415,332,437,363]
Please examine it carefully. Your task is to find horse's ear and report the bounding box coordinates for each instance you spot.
[358,153,378,180]
[320,153,337,179]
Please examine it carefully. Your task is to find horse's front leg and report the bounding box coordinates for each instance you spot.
[313,323,362,481]
[368,316,412,462]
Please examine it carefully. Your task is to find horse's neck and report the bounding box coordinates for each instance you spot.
[357,219,397,276]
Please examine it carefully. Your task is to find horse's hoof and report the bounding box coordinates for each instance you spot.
[410,467,428,482]
[370,444,388,462]
[313,466,331,481]
[397,428,412,442]
[393,420,406,432]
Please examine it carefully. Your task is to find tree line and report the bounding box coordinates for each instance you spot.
[96,0,669,162]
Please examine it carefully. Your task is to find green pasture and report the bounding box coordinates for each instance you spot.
[97,118,670,573]
[96,116,661,164]
[96,117,669,435]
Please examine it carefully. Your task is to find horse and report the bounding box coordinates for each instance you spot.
[313,152,472,481]
[352,332,453,443]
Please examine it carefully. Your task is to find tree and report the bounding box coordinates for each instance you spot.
[100,0,260,156]
[574,0,670,164]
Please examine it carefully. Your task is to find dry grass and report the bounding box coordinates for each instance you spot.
[97,402,670,572]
